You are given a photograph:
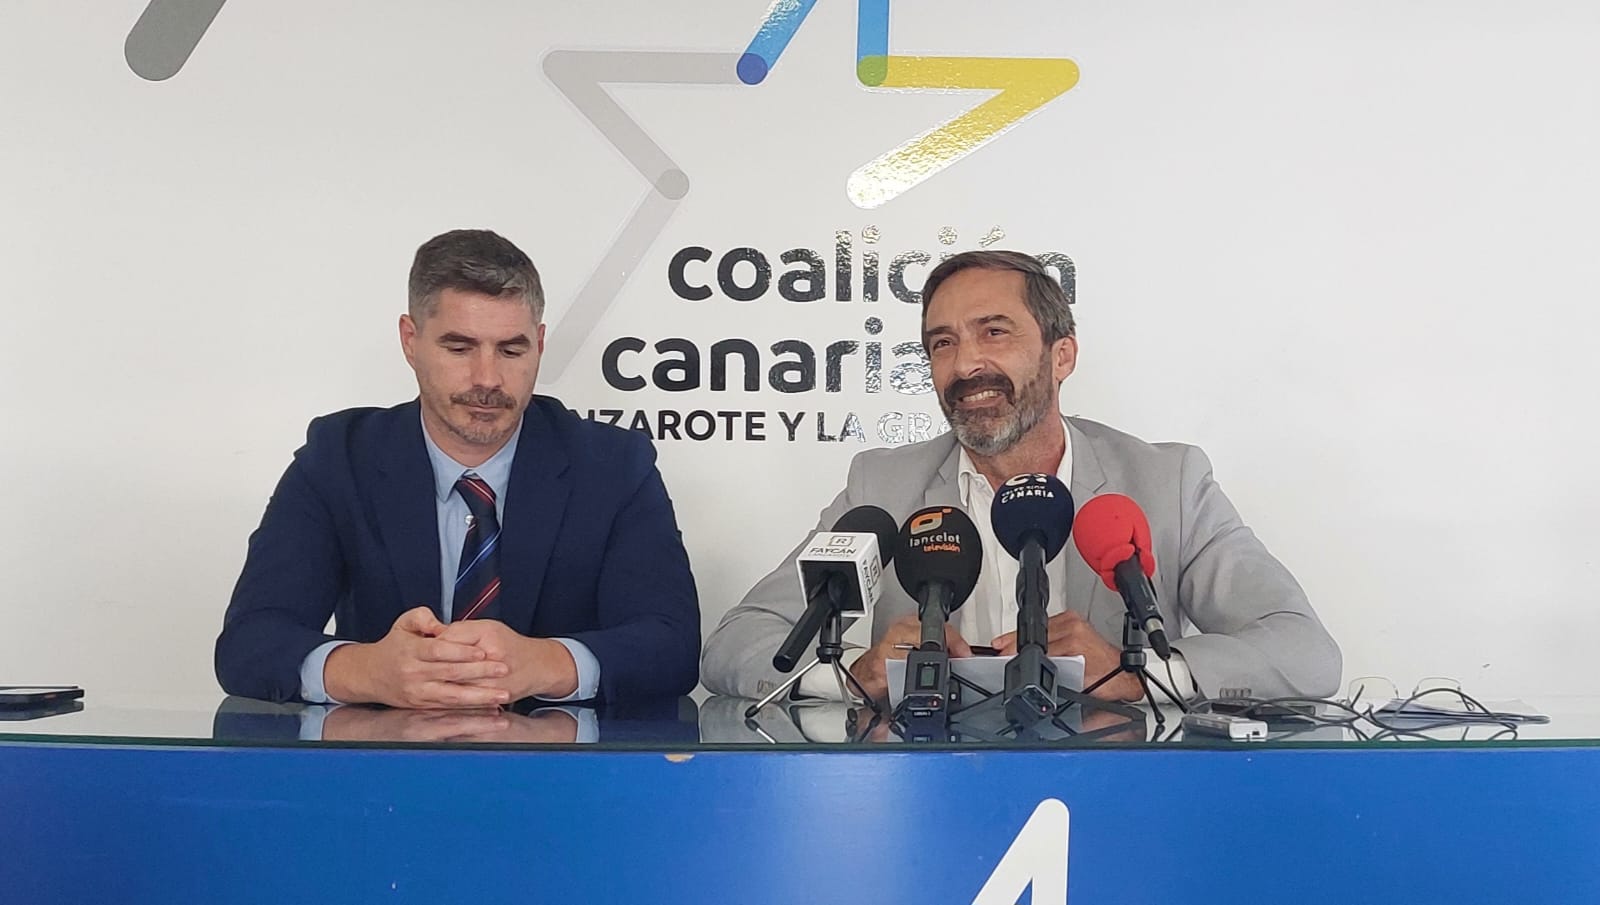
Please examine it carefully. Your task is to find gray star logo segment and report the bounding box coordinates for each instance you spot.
[122,16,747,384]
[125,0,229,81]
[539,50,742,381]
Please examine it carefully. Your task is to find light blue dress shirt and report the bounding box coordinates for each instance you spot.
[297,416,601,703]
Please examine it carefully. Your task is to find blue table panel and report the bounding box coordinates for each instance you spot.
[3,742,1597,904]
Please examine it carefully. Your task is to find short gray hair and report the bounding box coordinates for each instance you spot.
[920,250,1075,347]
[408,229,545,322]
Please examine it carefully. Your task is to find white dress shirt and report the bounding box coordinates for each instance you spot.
[950,430,1075,645]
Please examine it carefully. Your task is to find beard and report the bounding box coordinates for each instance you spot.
[939,350,1057,457]
[442,387,520,446]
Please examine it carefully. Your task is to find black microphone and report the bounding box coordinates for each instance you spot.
[894,506,984,647]
[991,473,1075,648]
[990,473,1076,727]
[892,506,983,740]
[772,505,898,673]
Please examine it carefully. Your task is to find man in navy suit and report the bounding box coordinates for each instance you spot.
[216,230,700,707]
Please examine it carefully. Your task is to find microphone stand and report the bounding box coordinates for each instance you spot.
[892,584,957,742]
[1076,612,1191,726]
[746,582,879,719]
[939,660,1147,742]
[912,543,1153,740]
[1002,541,1059,732]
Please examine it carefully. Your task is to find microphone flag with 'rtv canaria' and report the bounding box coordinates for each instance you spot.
[990,473,1076,727]
[1072,493,1172,660]
[771,505,898,673]
[892,506,982,740]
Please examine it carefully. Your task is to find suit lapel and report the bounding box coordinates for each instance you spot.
[1065,418,1112,626]
[498,404,570,633]
[373,404,444,623]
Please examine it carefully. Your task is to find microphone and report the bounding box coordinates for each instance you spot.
[892,506,983,740]
[772,505,897,673]
[1072,493,1171,661]
[990,473,1076,727]
[894,506,984,648]
[991,473,1075,646]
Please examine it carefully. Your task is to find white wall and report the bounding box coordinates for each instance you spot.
[3,1,1597,700]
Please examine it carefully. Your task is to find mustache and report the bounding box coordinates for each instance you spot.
[451,388,517,409]
[944,373,1014,408]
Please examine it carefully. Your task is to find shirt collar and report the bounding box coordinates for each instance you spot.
[956,416,1073,508]
[421,414,523,504]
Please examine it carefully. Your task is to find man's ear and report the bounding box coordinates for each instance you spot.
[399,313,419,367]
[1052,335,1078,382]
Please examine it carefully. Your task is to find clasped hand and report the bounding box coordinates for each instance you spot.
[325,607,578,708]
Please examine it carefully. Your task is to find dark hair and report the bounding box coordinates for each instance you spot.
[408,229,544,321]
[920,250,1075,346]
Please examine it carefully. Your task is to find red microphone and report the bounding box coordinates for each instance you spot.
[1072,494,1171,660]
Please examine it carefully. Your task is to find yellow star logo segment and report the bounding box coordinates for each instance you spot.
[849,56,1080,209]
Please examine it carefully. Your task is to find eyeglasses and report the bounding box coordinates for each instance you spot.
[1338,675,1553,739]
[1344,676,1468,712]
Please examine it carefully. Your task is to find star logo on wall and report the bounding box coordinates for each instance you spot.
[124,1,1078,380]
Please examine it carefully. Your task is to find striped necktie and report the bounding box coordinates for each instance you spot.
[452,473,501,621]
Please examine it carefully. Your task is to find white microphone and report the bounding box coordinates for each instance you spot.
[793,530,887,618]
[772,506,898,672]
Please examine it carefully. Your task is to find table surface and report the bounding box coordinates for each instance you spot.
[0,689,1586,750]
[7,691,1600,905]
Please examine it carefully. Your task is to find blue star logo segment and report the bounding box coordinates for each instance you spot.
[737,0,819,85]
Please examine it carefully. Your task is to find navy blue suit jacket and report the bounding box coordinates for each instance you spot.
[215,396,701,704]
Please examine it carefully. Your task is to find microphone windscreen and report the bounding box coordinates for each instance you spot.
[892,506,983,613]
[1072,493,1156,590]
[831,505,898,567]
[990,473,1075,562]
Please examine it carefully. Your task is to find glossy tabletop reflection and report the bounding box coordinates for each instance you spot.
[1,692,1596,751]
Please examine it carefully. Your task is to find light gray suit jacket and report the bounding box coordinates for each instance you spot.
[701,417,1341,701]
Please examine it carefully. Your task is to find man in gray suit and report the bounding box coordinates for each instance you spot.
[701,250,1340,704]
